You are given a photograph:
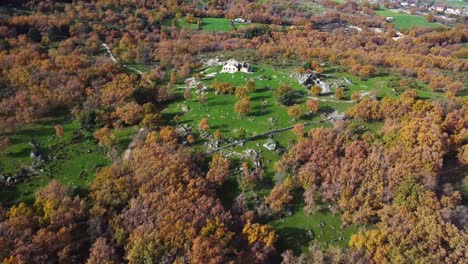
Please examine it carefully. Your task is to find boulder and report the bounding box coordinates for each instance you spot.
[263,139,278,151]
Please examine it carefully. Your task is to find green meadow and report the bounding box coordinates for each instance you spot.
[376,9,443,30]
[271,206,359,253]
[0,117,137,205]
[446,0,468,7]
[163,16,266,32]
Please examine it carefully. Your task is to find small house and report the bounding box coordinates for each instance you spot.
[221,59,251,74]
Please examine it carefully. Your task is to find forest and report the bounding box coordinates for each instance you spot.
[0,0,466,263]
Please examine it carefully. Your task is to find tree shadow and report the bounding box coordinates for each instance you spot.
[161,112,178,122]
[251,95,270,101]
[211,124,229,130]
[255,87,271,93]
[318,106,335,115]
[275,227,312,255]
[74,186,89,199]
[249,109,272,117]
[456,89,468,97]
[7,147,31,158]
[218,176,241,208]
[207,101,233,107]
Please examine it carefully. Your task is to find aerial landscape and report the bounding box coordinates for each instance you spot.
[0,0,467,263]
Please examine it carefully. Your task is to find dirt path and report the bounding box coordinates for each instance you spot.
[101,43,143,75]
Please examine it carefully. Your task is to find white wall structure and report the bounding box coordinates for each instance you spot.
[220,59,251,74]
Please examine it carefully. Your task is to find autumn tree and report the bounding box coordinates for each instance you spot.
[185,13,198,24]
[87,238,118,264]
[94,126,119,151]
[288,104,302,120]
[238,162,262,190]
[350,201,467,263]
[425,14,434,22]
[303,188,320,214]
[235,86,248,99]
[184,87,192,100]
[212,81,235,94]
[306,99,320,114]
[311,85,322,96]
[265,178,294,213]
[293,123,305,139]
[274,83,294,106]
[446,81,464,98]
[276,84,293,96]
[358,65,377,79]
[351,92,361,101]
[198,118,210,131]
[114,102,144,125]
[173,115,181,125]
[335,87,345,100]
[206,154,231,188]
[346,98,382,120]
[0,180,89,262]
[198,93,208,105]
[246,79,256,92]
[311,60,323,74]
[458,145,468,166]
[242,222,278,263]
[159,126,178,143]
[214,129,224,142]
[89,166,131,217]
[234,96,252,117]
[141,113,163,129]
[191,218,234,264]
[54,125,64,141]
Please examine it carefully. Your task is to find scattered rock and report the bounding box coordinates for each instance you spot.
[123,128,149,161]
[262,138,278,151]
[176,124,192,137]
[327,110,346,123]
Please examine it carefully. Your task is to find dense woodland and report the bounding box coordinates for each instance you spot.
[0,0,467,263]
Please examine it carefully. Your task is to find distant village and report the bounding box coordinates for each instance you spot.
[382,0,468,25]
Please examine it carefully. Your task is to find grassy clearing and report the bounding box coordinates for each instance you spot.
[201,17,233,32]
[446,0,468,7]
[164,64,317,140]
[163,17,266,32]
[271,205,359,253]
[323,65,446,100]
[163,17,233,31]
[164,63,360,252]
[376,9,442,30]
[0,117,137,205]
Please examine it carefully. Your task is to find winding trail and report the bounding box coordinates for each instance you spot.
[101,43,144,75]
[306,95,355,104]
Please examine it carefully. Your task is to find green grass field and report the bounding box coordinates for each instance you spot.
[163,17,265,32]
[376,9,442,30]
[164,63,364,252]
[164,64,318,139]
[323,67,444,100]
[271,205,359,253]
[446,0,468,7]
[0,117,137,205]
[202,17,233,32]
